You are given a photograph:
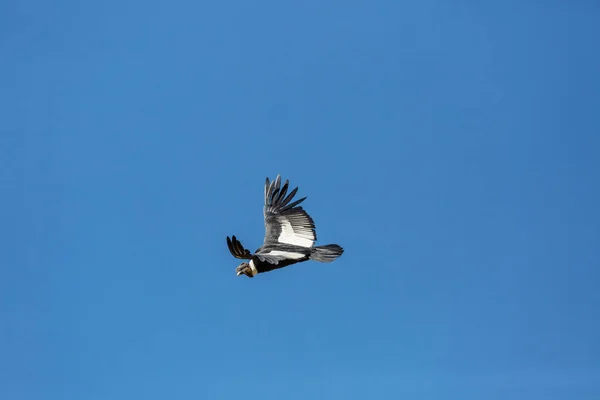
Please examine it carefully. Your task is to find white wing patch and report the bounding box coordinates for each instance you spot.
[277,217,315,248]
[268,250,306,260]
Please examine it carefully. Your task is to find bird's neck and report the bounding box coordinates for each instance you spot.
[249,260,258,277]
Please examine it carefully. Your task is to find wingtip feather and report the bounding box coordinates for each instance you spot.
[280,186,299,207]
[285,196,307,210]
[275,180,289,204]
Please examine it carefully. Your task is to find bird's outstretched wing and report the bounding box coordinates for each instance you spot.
[226,235,253,260]
[262,175,317,248]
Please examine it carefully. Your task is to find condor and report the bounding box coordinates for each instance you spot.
[227,175,344,278]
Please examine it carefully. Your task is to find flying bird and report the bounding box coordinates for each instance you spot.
[227,175,344,278]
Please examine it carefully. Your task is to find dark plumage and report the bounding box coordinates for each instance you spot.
[227,175,344,278]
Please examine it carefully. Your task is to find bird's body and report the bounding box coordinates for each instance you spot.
[227,175,344,278]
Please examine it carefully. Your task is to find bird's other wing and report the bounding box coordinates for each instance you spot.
[262,175,317,249]
[226,235,253,260]
[254,244,309,266]
[253,251,285,265]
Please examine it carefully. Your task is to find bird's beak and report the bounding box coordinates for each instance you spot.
[236,271,243,276]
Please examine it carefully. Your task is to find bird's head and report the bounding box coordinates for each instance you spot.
[236,262,254,278]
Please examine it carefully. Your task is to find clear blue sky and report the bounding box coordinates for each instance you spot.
[1,1,599,399]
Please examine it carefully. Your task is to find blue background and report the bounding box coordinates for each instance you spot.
[2,1,599,399]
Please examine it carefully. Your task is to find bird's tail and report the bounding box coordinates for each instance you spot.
[310,244,344,263]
